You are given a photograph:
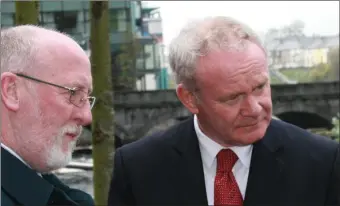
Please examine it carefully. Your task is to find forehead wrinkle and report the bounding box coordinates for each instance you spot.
[198,47,267,85]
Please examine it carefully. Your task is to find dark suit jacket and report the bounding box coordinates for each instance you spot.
[108,118,339,206]
[1,147,94,206]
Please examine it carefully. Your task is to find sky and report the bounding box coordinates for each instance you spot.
[143,1,339,46]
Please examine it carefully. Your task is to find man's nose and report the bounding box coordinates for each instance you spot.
[74,103,93,126]
[82,107,93,126]
[240,96,262,117]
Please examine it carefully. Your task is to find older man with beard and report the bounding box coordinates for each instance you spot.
[1,25,95,206]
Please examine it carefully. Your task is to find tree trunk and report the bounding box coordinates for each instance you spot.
[15,1,39,25]
[90,1,115,205]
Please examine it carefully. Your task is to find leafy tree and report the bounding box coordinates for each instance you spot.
[110,8,142,91]
[285,19,305,37]
[265,19,305,40]
[90,1,115,205]
[112,39,141,91]
[331,113,339,142]
[309,63,330,81]
[327,47,339,81]
[309,47,339,82]
[15,1,39,25]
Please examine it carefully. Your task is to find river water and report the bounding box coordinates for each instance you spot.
[54,155,94,197]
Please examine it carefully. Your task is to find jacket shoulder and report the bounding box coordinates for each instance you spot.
[120,118,190,152]
[271,119,338,159]
[1,189,17,206]
[273,119,338,146]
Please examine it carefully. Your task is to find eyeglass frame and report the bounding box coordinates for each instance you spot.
[14,73,96,109]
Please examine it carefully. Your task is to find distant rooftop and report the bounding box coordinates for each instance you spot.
[265,35,339,51]
[141,2,159,13]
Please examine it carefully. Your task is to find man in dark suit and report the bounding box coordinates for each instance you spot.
[108,16,339,206]
[1,25,95,205]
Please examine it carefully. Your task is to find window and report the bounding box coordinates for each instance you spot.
[53,11,78,33]
[43,23,56,30]
[84,10,90,21]
[109,9,130,32]
[41,12,54,23]
[39,11,87,38]
[144,43,157,70]
[84,21,90,34]
[1,13,15,27]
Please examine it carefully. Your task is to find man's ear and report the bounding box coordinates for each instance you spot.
[1,72,20,111]
[176,83,199,114]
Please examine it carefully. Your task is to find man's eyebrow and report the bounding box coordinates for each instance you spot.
[255,76,269,86]
[218,90,245,101]
[218,77,268,101]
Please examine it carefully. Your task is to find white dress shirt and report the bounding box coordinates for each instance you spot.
[194,115,253,205]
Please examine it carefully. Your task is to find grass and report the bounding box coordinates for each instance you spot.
[270,68,312,84]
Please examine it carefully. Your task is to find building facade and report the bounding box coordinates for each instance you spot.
[135,2,166,90]
[1,1,165,91]
[265,35,339,70]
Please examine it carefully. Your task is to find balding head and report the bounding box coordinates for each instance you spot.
[0,25,88,75]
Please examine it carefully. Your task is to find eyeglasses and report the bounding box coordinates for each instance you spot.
[15,73,96,109]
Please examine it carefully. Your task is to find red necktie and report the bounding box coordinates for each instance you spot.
[214,149,243,206]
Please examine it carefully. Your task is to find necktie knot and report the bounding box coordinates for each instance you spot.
[216,149,238,173]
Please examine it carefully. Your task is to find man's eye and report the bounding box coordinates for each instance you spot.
[225,95,241,104]
[254,83,266,92]
[70,90,77,95]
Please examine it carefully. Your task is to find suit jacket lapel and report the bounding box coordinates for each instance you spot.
[42,173,95,206]
[1,147,80,206]
[1,147,54,206]
[244,119,285,205]
[170,117,208,205]
[42,174,79,205]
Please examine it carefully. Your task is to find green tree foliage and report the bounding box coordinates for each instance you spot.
[112,39,141,91]
[327,47,339,81]
[310,114,340,141]
[110,8,142,91]
[15,1,39,25]
[309,63,331,81]
[90,1,115,205]
[309,47,339,82]
[331,113,339,142]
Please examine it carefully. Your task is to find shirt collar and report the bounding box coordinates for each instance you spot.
[194,115,253,169]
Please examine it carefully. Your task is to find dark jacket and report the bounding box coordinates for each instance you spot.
[108,118,339,206]
[1,147,94,206]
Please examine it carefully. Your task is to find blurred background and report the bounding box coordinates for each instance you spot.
[1,0,339,202]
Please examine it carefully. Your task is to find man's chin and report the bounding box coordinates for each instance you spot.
[45,152,73,172]
[235,125,268,145]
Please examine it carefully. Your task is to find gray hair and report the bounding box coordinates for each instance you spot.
[0,25,73,75]
[0,25,43,74]
[168,16,265,90]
